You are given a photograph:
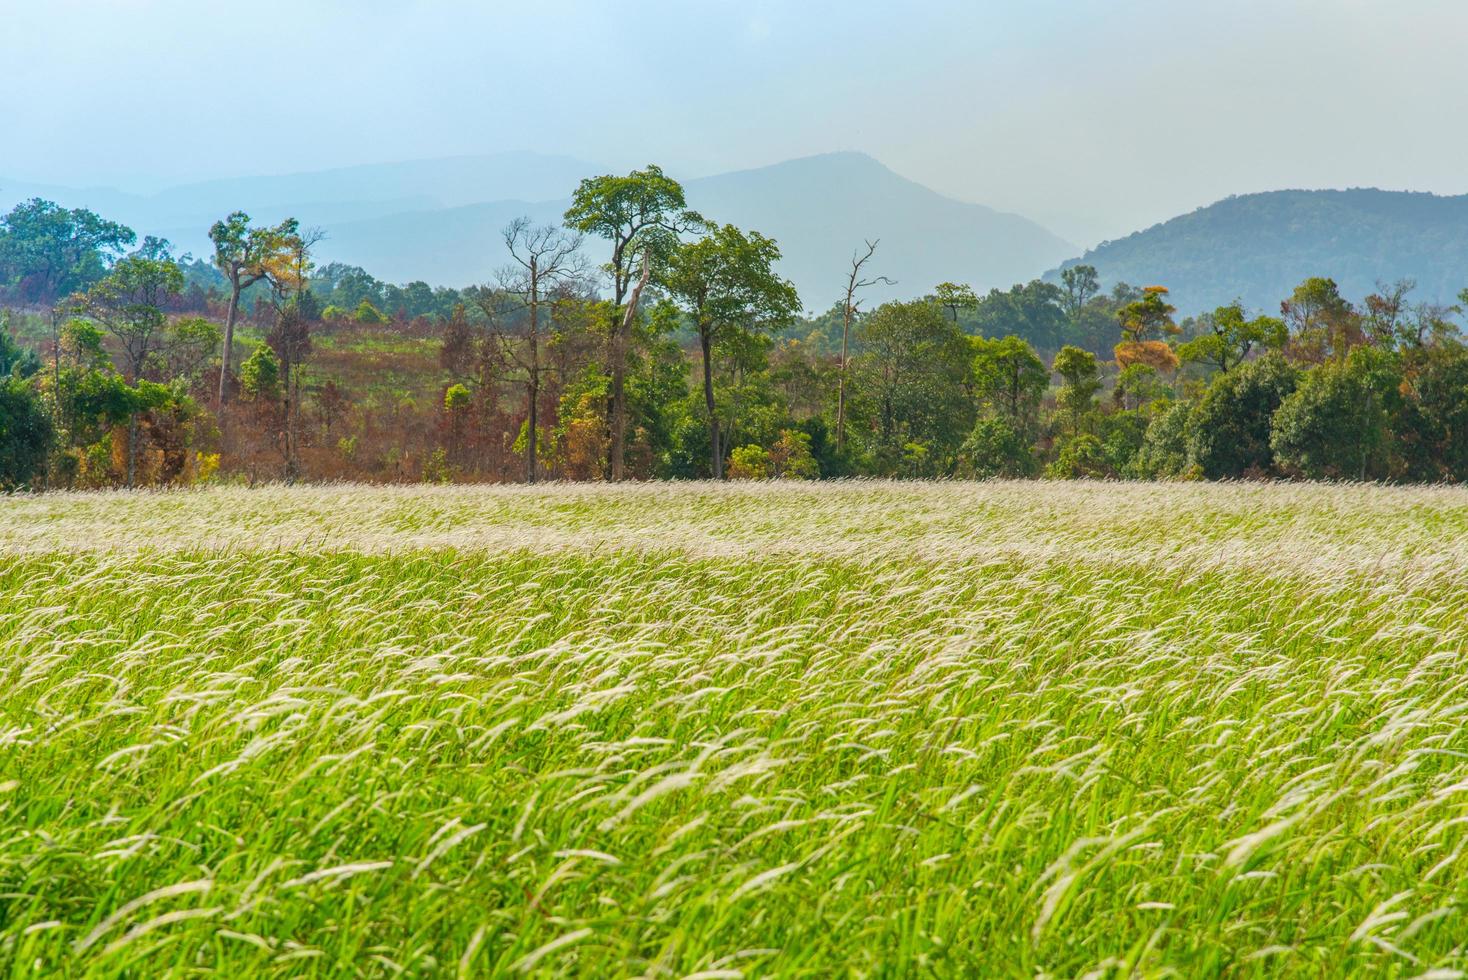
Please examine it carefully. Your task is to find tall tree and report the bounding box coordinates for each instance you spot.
[933,282,979,324]
[854,299,974,476]
[1052,345,1101,436]
[664,224,800,478]
[1281,277,1361,364]
[1177,301,1287,374]
[496,218,584,483]
[0,199,134,304]
[564,165,699,480]
[209,212,301,404]
[1059,264,1100,322]
[971,335,1048,428]
[78,248,184,486]
[0,377,52,490]
[263,228,322,482]
[1116,285,1181,372]
[972,281,1068,352]
[836,241,893,454]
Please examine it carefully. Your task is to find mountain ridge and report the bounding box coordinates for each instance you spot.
[1052,187,1468,314]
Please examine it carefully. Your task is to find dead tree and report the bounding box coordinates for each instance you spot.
[495,218,585,483]
[835,240,894,454]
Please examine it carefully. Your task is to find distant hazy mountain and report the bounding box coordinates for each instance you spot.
[155,152,603,215]
[0,151,603,253]
[2,151,1073,306]
[1054,189,1468,314]
[684,153,1075,308]
[317,152,1075,305]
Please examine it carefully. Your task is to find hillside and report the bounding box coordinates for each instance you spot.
[4,153,1074,307]
[1054,189,1468,313]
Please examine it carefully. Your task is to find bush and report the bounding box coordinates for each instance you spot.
[444,384,471,413]
[769,430,818,480]
[1099,410,1150,476]
[353,300,389,325]
[727,444,772,480]
[239,343,281,402]
[1046,433,1109,479]
[959,416,1038,478]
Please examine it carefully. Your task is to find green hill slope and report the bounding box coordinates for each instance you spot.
[1055,189,1468,313]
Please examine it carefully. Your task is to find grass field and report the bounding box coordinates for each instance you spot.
[3,481,1468,977]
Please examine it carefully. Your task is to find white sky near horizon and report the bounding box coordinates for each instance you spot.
[3,0,1467,247]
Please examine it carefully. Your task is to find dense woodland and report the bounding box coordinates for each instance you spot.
[1,167,1466,490]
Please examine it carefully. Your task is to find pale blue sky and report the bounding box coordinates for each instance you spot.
[4,0,1467,243]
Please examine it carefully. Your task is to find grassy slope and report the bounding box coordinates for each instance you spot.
[2,482,1468,976]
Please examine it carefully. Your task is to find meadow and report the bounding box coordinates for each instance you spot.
[2,481,1468,977]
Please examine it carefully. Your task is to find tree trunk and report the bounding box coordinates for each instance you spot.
[609,254,651,481]
[836,306,853,454]
[526,272,540,484]
[218,281,241,404]
[287,359,301,484]
[701,328,722,479]
[127,412,138,488]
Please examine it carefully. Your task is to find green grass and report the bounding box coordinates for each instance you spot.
[2,481,1468,976]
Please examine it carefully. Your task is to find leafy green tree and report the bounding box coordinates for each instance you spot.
[1052,345,1101,436]
[1118,287,1178,342]
[0,377,52,489]
[664,224,800,478]
[1098,410,1151,477]
[973,281,1068,351]
[933,282,979,323]
[564,165,700,480]
[1177,301,1288,374]
[163,316,222,385]
[972,335,1048,428]
[209,212,301,403]
[59,319,108,370]
[854,300,975,475]
[1282,277,1361,364]
[353,299,388,324]
[0,312,41,378]
[1394,341,1468,480]
[80,252,184,381]
[1271,347,1399,480]
[1185,352,1298,478]
[1058,265,1100,321]
[77,250,185,486]
[1112,363,1172,412]
[1136,400,1193,478]
[0,199,134,303]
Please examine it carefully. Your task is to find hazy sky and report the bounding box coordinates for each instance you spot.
[5,0,1468,246]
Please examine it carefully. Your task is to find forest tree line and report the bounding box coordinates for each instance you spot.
[1,167,1466,490]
